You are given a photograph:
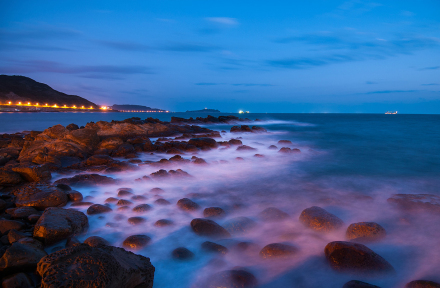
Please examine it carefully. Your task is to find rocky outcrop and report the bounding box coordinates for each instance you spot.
[230,125,266,133]
[177,198,200,211]
[37,244,155,288]
[188,138,218,149]
[54,174,117,186]
[33,207,88,245]
[190,218,231,238]
[0,242,47,274]
[324,241,394,274]
[12,183,68,210]
[346,222,386,242]
[259,243,299,259]
[299,206,344,232]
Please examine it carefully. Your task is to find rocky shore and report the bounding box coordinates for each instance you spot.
[0,115,439,288]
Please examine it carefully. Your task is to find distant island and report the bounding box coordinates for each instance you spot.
[186,108,220,113]
[112,104,167,112]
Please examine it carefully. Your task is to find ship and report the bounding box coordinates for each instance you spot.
[385,111,398,114]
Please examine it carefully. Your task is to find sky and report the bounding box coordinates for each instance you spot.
[0,0,439,113]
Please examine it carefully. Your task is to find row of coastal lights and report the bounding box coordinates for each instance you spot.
[1,101,98,109]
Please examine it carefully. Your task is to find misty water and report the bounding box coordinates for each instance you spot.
[3,112,440,287]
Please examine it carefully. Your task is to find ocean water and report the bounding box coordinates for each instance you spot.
[2,112,440,287]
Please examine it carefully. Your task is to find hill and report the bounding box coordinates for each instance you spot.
[186,108,220,113]
[0,75,98,108]
[111,104,166,112]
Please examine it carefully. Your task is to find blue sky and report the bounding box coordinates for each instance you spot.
[1,0,439,113]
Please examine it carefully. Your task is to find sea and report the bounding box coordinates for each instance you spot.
[1,112,440,287]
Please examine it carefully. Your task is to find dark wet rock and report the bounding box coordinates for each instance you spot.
[117,199,133,206]
[54,174,117,187]
[34,207,88,245]
[84,236,110,247]
[207,269,258,288]
[299,206,344,232]
[251,126,267,133]
[168,169,191,178]
[278,147,301,153]
[0,220,25,234]
[268,145,277,150]
[190,218,231,238]
[128,217,146,225]
[1,272,33,288]
[324,241,394,274]
[201,241,228,254]
[7,229,32,243]
[236,145,256,151]
[6,206,39,219]
[150,187,164,194]
[278,140,292,144]
[235,157,245,161]
[254,154,264,158]
[70,201,94,207]
[230,125,252,133]
[0,199,7,211]
[133,204,152,213]
[193,158,207,165]
[154,219,173,227]
[87,204,112,215]
[188,138,218,148]
[117,206,130,211]
[55,183,72,191]
[12,183,68,210]
[177,198,200,211]
[0,169,24,186]
[150,169,169,178]
[259,243,299,259]
[28,214,40,223]
[387,194,440,213]
[259,207,289,221]
[12,165,52,182]
[0,242,47,273]
[203,207,226,218]
[122,235,151,249]
[346,222,386,242]
[224,217,256,234]
[86,155,114,166]
[343,280,381,288]
[118,190,134,197]
[154,198,170,205]
[17,237,44,250]
[37,243,155,288]
[228,139,243,145]
[132,195,147,201]
[66,123,79,131]
[112,143,135,157]
[67,191,83,202]
[405,280,440,288]
[172,247,194,260]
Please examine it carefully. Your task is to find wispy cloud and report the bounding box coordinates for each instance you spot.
[231,83,274,87]
[158,43,220,52]
[419,65,440,70]
[0,25,81,40]
[364,90,419,94]
[205,17,239,26]
[195,83,217,86]
[96,40,151,51]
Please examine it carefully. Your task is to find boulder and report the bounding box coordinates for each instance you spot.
[278,147,301,153]
[133,204,152,213]
[67,191,83,202]
[66,123,79,131]
[203,207,226,218]
[236,145,256,151]
[0,220,25,234]
[128,217,146,225]
[0,242,47,273]
[54,174,117,187]
[190,218,231,238]
[86,155,114,166]
[405,280,440,288]
[64,128,100,148]
[154,219,173,227]
[84,236,110,247]
[33,207,88,245]
[1,272,33,288]
[343,280,381,288]
[299,206,344,232]
[228,139,243,145]
[278,140,292,144]
[177,198,200,211]
[87,204,113,215]
[259,243,299,259]
[230,125,252,133]
[122,235,151,249]
[37,243,155,288]
[207,269,257,288]
[8,229,32,243]
[346,222,386,242]
[324,241,394,274]
[188,138,218,148]
[0,169,23,186]
[6,206,39,219]
[258,207,289,221]
[12,183,68,210]
[172,247,194,260]
[201,241,228,254]
[387,194,440,213]
[117,199,133,206]
[154,198,170,205]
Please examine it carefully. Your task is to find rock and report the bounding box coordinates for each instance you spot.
[133,204,152,213]
[0,169,24,186]
[154,198,170,205]
[259,243,299,259]
[259,207,289,221]
[67,191,83,202]
[56,183,72,191]
[230,125,252,133]
[70,201,94,207]
[203,207,226,218]
[405,280,440,288]
[8,229,32,243]
[131,195,147,201]
[299,206,344,232]
[128,217,146,225]
[190,218,231,238]
[66,123,79,131]
[17,237,44,250]
[12,165,52,182]
[7,206,39,219]
[34,207,88,245]
[207,269,258,288]
[112,143,135,157]
[346,222,386,242]
[177,198,200,211]
[28,214,40,223]
[105,197,119,203]
[86,155,114,166]
[0,220,25,234]
[278,140,292,144]
[84,236,110,247]
[278,147,301,153]
[12,183,68,210]
[324,241,394,274]
[1,272,33,288]
[201,241,228,254]
[117,199,133,206]
[37,243,155,288]
[343,280,381,288]
[387,194,440,213]
[149,187,164,194]
[0,242,47,273]
[0,199,7,211]
[268,145,277,149]
[188,138,218,148]
[122,235,151,249]
[172,247,194,260]
[236,145,256,151]
[154,219,173,227]
[224,217,256,234]
[55,174,117,187]
[193,158,207,164]
[87,204,112,215]
[228,139,243,145]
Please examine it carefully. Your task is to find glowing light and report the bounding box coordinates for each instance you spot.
[18,102,22,105]
[53,104,58,108]
[8,101,11,105]
[36,103,39,106]
[27,102,31,105]
[73,105,76,108]
[89,106,93,109]
[63,105,67,108]
[45,103,48,106]
[239,110,243,114]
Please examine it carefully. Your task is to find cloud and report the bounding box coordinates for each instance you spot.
[364,90,419,94]
[195,83,217,85]
[231,83,274,87]
[419,66,440,70]
[96,40,151,51]
[0,25,81,40]
[205,17,239,26]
